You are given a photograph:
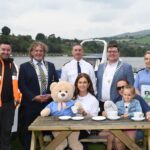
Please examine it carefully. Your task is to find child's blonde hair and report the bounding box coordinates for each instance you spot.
[123,85,136,96]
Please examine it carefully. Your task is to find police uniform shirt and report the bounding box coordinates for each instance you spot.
[134,68,150,92]
[61,59,97,93]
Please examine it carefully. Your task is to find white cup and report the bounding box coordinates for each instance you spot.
[107,111,118,118]
[134,112,144,118]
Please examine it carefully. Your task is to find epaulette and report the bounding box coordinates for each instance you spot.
[63,60,71,66]
[136,68,145,73]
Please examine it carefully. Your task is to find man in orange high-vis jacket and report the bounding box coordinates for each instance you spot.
[0,41,21,150]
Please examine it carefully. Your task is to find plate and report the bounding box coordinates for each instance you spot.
[131,117,145,121]
[107,116,120,120]
[58,116,71,120]
[71,116,84,120]
[92,116,106,121]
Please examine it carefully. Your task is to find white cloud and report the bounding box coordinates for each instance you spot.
[0,0,150,39]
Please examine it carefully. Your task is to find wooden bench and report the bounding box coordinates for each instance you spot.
[80,135,107,143]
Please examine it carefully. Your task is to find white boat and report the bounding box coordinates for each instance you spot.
[81,39,107,71]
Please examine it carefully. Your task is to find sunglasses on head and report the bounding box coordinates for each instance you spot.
[116,86,125,91]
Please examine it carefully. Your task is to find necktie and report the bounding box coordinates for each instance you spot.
[37,62,47,94]
[77,61,81,74]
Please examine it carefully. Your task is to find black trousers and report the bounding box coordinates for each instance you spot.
[0,102,15,150]
[20,105,51,150]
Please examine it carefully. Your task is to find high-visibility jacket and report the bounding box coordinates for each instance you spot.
[0,58,21,107]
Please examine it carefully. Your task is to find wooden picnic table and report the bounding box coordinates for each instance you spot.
[28,116,150,150]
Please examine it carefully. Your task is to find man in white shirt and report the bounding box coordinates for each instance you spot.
[61,44,97,93]
[97,41,134,114]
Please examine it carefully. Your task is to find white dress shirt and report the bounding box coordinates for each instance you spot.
[101,61,118,101]
[61,58,97,93]
[32,59,48,90]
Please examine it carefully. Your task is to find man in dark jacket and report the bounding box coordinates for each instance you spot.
[19,41,58,150]
[0,41,20,150]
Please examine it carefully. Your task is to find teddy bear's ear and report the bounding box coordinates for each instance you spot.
[50,82,57,91]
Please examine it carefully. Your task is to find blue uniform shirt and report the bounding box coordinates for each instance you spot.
[134,68,150,92]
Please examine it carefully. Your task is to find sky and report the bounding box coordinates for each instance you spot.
[0,0,150,39]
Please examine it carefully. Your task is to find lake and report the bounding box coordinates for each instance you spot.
[14,56,145,71]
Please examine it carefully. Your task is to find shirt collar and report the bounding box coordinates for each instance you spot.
[33,59,44,66]
[145,68,150,72]
[107,60,119,67]
[72,58,83,63]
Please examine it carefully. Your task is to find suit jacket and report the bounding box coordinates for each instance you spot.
[97,60,134,102]
[18,61,58,112]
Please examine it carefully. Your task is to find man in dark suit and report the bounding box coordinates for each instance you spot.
[18,41,58,150]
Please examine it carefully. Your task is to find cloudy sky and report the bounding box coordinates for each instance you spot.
[0,0,150,39]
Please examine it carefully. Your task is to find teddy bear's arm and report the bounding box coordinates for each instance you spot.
[40,108,51,117]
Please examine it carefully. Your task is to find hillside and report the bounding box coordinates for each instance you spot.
[114,29,150,38]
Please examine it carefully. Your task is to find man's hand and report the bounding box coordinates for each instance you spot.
[33,94,51,103]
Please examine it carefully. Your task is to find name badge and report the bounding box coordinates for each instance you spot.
[141,85,150,106]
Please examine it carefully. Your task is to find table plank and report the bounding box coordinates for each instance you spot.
[29,116,150,131]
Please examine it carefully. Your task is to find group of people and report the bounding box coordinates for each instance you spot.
[0,40,150,150]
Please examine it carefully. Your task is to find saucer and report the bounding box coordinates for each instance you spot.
[71,116,84,120]
[107,116,120,120]
[92,116,106,121]
[131,117,145,121]
[58,116,71,120]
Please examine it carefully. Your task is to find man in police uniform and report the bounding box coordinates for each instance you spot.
[0,42,20,150]
[61,44,96,93]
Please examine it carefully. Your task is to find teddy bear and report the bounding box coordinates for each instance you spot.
[40,81,83,150]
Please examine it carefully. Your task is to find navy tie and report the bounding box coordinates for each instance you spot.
[77,61,81,74]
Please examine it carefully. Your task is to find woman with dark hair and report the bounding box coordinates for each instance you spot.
[74,73,99,117]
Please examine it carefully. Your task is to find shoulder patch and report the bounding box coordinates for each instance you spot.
[63,60,71,66]
[136,68,145,73]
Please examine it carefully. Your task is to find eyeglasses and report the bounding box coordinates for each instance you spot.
[107,51,118,53]
[116,86,125,91]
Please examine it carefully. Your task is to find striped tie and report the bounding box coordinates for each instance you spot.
[37,62,47,94]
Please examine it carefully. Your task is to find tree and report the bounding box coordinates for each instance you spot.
[35,33,46,41]
[1,26,11,35]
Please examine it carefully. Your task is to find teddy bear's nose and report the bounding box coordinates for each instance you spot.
[61,93,65,97]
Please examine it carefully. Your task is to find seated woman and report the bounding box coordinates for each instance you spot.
[115,80,150,120]
[67,73,99,150]
[99,80,150,150]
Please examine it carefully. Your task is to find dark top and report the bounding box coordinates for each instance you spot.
[1,59,14,103]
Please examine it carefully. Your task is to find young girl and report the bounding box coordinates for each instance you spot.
[116,85,142,119]
[68,73,99,150]
[105,85,143,150]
